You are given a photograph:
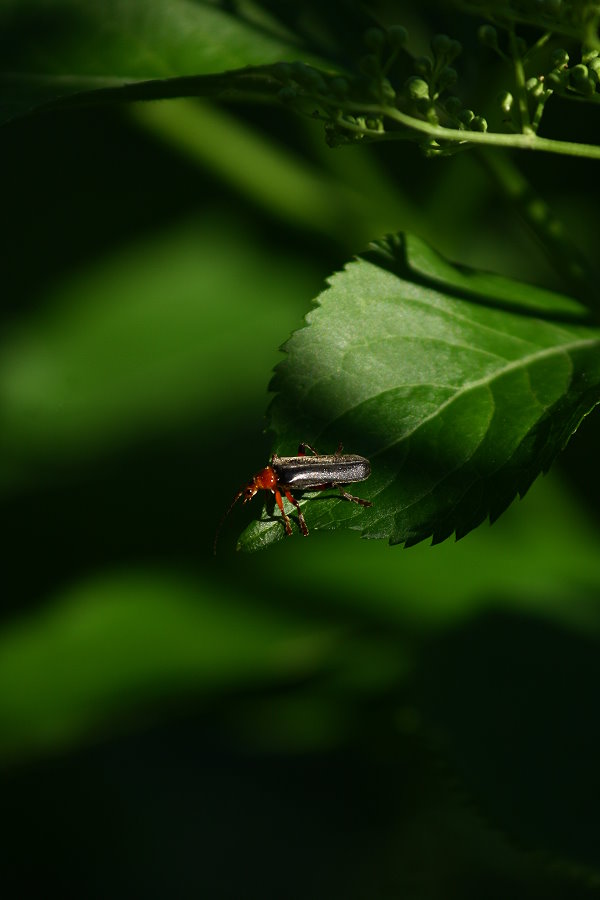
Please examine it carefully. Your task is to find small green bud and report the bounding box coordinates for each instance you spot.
[387,25,408,50]
[577,77,595,96]
[589,59,600,87]
[424,105,440,125]
[547,67,567,88]
[414,56,433,77]
[444,95,462,114]
[405,76,430,100]
[423,137,442,158]
[380,78,396,102]
[478,25,498,50]
[470,115,488,132]
[458,108,475,125]
[448,39,462,61]
[582,48,599,65]
[416,97,434,116]
[359,54,380,77]
[526,76,545,98]
[438,66,458,89]
[364,27,385,52]
[551,48,569,68]
[431,33,452,57]
[570,63,589,85]
[497,90,513,113]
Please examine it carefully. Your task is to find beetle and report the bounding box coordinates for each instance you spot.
[213,442,372,553]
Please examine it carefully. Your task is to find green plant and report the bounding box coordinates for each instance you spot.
[2,2,600,897]
[11,0,600,551]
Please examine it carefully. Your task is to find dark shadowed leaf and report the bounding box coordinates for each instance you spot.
[0,0,331,123]
[239,233,600,550]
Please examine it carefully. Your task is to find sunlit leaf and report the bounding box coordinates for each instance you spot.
[239,233,600,550]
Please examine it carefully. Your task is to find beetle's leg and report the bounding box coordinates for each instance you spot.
[302,482,371,507]
[297,442,319,457]
[283,488,309,536]
[335,442,343,456]
[273,489,294,536]
[338,487,372,507]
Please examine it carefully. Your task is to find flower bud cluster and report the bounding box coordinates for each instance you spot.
[545,48,600,98]
[272,24,485,154]
[401,31,486,139]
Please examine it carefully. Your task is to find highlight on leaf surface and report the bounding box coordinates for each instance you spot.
[239,233,600,551]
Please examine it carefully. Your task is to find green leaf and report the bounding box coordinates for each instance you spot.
[0,217,320,489]
[0,0,324,123]
[239,233,600,550]
[0,570,341,761]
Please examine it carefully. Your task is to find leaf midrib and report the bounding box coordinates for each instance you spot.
[333,337,599,460]
[371,338,600,456]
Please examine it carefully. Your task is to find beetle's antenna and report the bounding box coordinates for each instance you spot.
[213,488,246,555]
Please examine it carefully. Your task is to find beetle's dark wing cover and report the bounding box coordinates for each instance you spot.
[273,454,370,489]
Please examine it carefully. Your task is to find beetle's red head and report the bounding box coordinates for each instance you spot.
[213,466,278,554]
[242,481,258,503]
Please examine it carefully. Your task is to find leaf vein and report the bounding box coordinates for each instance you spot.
[372,338,597,457]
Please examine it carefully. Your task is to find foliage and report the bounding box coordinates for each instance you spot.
[240,233,600,549]
[2,2,600,898]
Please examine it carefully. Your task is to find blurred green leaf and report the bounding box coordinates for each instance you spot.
[0,217,320,489]
[3,469,600,764]
[131,99,385,244]
[0,0,325,123]
[240,233,600,550]
[0,570,341,762]
[234,471,600,634]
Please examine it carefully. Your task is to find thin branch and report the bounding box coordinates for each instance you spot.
[508,25,532,134]
[341,101,600,161]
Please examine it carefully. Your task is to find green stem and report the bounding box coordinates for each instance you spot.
[43,67,600,162]
[508,25,533,134]
[479,149,600,316]
[522,30,552,64]
[341,101,600,161]
[530,92,550,134]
